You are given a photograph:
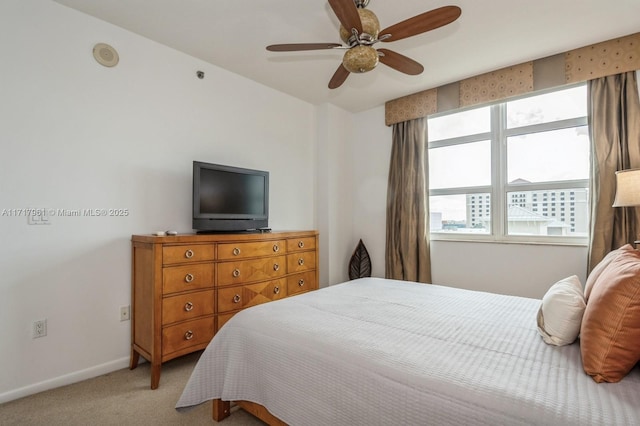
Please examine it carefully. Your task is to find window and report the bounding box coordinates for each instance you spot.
[428,85,589,244]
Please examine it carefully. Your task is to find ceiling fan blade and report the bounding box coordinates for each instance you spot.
[377,49,424,75]
[328,64,350,89]
[328,0,362,33]
[380,6,461,42]
[266,43,342,52]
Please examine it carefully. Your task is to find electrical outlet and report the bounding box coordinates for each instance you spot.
[33,319,47,338]
[120,305,130,321]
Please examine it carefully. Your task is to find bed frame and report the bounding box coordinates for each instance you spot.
[213,399,285,425]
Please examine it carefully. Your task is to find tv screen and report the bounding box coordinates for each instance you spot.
[193,161,269,232]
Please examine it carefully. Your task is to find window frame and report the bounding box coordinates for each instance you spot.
[428,84,589,245]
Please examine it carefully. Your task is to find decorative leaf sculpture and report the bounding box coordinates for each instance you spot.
[349,239,372,280]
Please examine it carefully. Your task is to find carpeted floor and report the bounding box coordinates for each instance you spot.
[0,351,265,426]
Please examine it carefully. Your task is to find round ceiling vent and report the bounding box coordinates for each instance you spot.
[92,43,119,67]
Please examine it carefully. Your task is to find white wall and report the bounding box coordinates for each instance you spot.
[430,241,588,299]
[0,0,323,402]
[351,106,590,299]
[316,103,355,286]
[350,107,392,278]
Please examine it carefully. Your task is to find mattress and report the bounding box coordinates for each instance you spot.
[176,277,640,425]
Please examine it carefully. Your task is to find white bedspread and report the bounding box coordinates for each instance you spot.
[176,278,640,425]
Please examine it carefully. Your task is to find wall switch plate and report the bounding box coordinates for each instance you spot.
[120,305,130,321]
[33,319,47,338]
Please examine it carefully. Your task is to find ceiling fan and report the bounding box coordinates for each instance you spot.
[266,0,461,89]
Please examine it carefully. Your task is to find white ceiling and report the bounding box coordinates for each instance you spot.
[53,0,640,113]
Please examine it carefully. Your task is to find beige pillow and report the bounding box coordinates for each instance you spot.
[580,248,640,383]
[584,244,635,301]
[537,276,586,346]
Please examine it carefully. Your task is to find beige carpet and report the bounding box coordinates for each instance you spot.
[0,351,265,426]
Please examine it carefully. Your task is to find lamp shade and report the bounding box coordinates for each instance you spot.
[612,168,640,207]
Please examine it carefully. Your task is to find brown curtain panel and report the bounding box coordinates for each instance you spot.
[385,117,431,283]
[588,71,640,271]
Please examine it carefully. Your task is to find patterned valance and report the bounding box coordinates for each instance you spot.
[459,62,533,107]
[565,35,639,83]
[384,89,437,128]
[385,32,640,126]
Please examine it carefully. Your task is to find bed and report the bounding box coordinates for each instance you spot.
[176,277,640,425]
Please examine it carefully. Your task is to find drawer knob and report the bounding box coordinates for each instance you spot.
[298,279,305,287]
[233,294,241,303]
[298,241,304,248]
[185,249,194,259]
[184,273,194,283]
[273,244,280,253]
[274,286,280,295]
[298,258,304,266]
[184,330,194,340]
[232,247,241,256]
[232,268,240,278]
[184,302,194,312]
[273,263,280,271]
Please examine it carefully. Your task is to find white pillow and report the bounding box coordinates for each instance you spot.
[536,275,586,346]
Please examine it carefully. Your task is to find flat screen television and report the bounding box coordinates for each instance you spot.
[192,161,269,232]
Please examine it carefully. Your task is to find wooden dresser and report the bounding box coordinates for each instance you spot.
[130,230,319,389]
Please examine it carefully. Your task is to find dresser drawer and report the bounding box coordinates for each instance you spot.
[163,263,214,295]
[287,251,316,273]
[217,240,286,260]
[163,244,215,264]
[162,317,214,356]
[287,237,316,253]
[217,279,287,313]
[162,290,214,325]
[287,271,317,296]
[217,255,286,286]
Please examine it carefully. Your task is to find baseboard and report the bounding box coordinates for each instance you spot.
[0,356,131,404]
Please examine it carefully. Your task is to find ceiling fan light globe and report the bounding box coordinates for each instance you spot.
[342,45,378,73]
[339,8,380,43]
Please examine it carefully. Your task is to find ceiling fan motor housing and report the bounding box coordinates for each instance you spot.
[339,6,380,74]
[339,8,380,44]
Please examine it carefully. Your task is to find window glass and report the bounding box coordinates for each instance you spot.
[429,194,491,234]
[507,126,589,183]
[428,106,490,141]
[507,85,587,128]
[428,84,588,243]
[506,189,589,237]
[429,140,491,189]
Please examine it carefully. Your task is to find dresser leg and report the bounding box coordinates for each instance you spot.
[129,348,140,370]
[150,362,161,389]
[213,399,231,421]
